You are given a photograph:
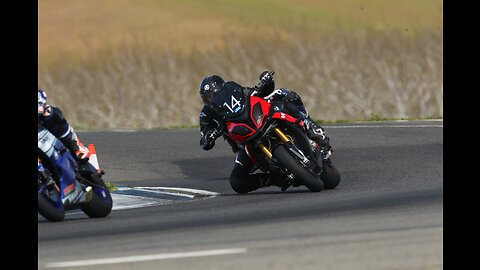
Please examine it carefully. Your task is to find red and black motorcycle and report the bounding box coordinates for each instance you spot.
[211,74,340,192]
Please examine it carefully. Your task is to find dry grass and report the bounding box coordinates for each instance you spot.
[38,0,442,129]
[38,28,442,129]
[39,0,442,60]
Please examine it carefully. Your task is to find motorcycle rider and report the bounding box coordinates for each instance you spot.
[198,71,332,193]
[38,88,102,203]
[38,89,90,168]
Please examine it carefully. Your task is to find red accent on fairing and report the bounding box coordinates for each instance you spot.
[64,183,75,195]
[226,122,256,142]
[271,112,303,127]
[250,96,271,129]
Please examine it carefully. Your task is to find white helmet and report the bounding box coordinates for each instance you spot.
[38,89,48,114]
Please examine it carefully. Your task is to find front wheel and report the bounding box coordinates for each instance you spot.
[272,144,324,192]
[80,173,113,218]
[81,187,113,218]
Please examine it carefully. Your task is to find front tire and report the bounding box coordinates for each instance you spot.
[80,187,113,218]
[80,172,113,218]
[272,144,324,192]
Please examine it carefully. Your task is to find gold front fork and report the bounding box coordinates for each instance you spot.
[274,127,290,143]
[258,127,290,160]
[258,143,272,159]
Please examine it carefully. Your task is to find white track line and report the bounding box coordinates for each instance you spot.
[132,186,220,197]
[45,248,247,268]
[111,193,170,210]
[39,187,218,219]
[326,124,442,128]
[76,121,443,133]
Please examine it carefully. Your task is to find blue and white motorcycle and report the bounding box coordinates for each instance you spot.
[38,125,113,222]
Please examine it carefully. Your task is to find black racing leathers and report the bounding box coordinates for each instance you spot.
[38,106,76,149]
[38,106,90,164]
[199,105,240,152]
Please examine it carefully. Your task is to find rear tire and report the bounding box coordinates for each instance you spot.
[273,144,324,192]
[38,191,65,222]
[321,160,341,189]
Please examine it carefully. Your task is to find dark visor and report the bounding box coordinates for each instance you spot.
[201,91,215,107]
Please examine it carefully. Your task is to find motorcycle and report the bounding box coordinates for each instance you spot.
[38,125,113,222]
[211,72,340,192]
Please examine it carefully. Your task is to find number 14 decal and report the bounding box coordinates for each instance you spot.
[223,95,242,113]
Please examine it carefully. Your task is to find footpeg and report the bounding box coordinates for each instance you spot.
[80,186,93,203]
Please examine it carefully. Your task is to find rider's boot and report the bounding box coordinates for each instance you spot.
[260,171,291,191]
[302,115,332,152]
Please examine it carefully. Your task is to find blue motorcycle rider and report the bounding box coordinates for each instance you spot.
[38,89,102,202]
[198,71,333,193]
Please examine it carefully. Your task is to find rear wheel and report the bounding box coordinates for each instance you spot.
[321,160,341,189]
[38,189,65,222]
[272,144,324,192]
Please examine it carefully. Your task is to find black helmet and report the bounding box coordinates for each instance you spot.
[199,75,225,107]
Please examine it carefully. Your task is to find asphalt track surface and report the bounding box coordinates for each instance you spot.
[38,120,443,270]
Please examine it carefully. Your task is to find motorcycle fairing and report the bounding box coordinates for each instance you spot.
[227,122,256,142]
[271,112,304,126]
[212,81,246,118]
[38,126,78,201]
[226,97,305,143]
[226,96,271,142]
[249,96,270,128]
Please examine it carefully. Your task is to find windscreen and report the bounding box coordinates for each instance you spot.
[211,81,247,118]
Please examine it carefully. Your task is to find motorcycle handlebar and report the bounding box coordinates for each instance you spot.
[252,71,275,97]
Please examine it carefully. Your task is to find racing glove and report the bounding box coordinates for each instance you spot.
[64,131,90,164]
[200,127,223,150]
[259,70,274,83]
[254,71,275,97]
